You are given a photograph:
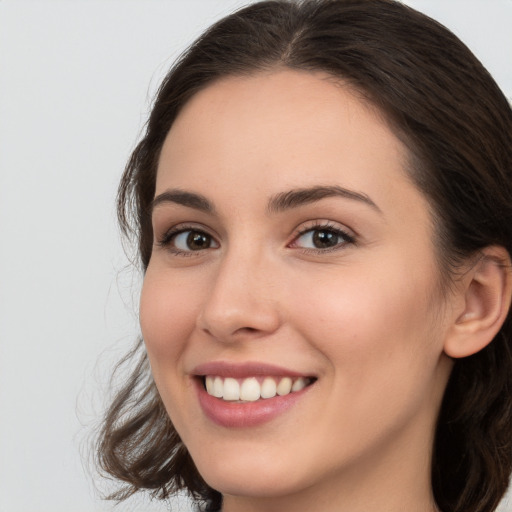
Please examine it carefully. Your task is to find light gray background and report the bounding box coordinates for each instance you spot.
[1,1,511,511]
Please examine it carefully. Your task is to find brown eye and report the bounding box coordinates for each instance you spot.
[293,226,355,251]
[311,230,340,249]
[172,230,218,252]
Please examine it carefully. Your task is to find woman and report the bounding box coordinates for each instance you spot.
[97,1,512,511]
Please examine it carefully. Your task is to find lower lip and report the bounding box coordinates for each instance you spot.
[195,378,312,428]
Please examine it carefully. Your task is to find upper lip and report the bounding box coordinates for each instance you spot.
[192,361,313,379]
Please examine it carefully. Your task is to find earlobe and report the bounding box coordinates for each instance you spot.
[444,246,512,359]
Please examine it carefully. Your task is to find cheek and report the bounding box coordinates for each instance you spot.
[285,258,447,453]
[289,252,443,380]
[139,266,198,368]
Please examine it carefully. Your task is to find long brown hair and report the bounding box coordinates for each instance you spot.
[96,2,512,511]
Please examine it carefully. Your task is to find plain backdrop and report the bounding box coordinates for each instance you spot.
[0,1,511,511]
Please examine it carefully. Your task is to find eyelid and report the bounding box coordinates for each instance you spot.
[288,220,356,251]
[156,223,220,252]
[155,219,355,256]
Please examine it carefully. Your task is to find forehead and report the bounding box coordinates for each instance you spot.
[156,69,425,219]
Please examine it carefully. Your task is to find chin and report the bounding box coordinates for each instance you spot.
[186,441,312,499]
[200,465,306,500]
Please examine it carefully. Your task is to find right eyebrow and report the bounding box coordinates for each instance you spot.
[151,189,215,214]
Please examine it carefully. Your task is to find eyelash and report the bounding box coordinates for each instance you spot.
[157,221,356,257]
[157,224,217,257]
[290,221,356,254]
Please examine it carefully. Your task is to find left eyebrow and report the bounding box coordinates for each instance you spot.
[267,185,381,214]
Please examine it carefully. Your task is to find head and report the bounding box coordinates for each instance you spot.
[98,1,512,512]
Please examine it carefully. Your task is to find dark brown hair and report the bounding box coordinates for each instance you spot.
[96,1,512,511]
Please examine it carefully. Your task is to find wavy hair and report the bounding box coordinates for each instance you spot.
[96,1,512,511]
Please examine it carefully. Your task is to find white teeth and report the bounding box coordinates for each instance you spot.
[213,376,223,398]
[205,376,214,394]
[277,377,292,396]
[204,375,311,401]
[223,378,240,400]
[240,377,260,401]
[260,377,277,399]
[292,377,307,392]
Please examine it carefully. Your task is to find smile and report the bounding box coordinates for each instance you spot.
[193,362,317,427]
[204,375,314,402]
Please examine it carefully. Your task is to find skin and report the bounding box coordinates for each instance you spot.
[140,69,459,512]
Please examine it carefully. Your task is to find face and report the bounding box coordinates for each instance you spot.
[140,70,454,508]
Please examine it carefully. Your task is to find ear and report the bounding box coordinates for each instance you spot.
[444,246,512,359]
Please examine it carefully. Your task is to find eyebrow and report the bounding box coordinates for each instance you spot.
[151,189,215,214]
[151,185,381,215]
[267,185,381,214]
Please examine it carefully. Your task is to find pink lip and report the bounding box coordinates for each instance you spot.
[191,361,315,428]
[192,361,309,379]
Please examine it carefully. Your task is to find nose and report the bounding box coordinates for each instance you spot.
[196,247,282,343]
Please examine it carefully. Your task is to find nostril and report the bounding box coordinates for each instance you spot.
[240,327,258,333]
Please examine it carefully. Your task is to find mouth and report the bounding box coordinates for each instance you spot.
[201,375,316,402]
[192,362,317,427]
